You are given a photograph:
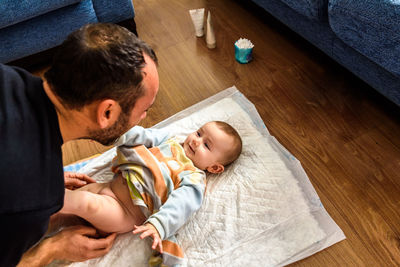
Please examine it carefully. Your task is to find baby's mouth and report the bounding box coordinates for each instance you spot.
[189,143,195,154]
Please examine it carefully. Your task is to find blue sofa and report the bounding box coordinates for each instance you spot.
[248,0,400,107]
[0,0,135,64]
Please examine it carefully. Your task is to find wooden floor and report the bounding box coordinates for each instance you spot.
[36,0,400,265]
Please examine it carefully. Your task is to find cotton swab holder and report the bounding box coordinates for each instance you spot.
[234,38,254,64]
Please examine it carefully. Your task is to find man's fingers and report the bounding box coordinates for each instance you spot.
[65,172,96,183]
[67,178,87,186]
[86,233,116,250]
[71,225,99,237]
[83,243,113,260]
[84,249,108,260]
[52,226,116,263]
[75,173,96,183]
[64,178,88,190]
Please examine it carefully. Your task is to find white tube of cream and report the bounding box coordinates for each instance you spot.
[206,11,216,49]
[189,8,205,37]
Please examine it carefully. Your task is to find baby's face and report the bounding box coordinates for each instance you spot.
[183,122,234,170]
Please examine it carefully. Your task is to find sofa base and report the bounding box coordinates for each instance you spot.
[236,0,400,107]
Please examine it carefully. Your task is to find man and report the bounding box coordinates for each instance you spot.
[0,23,159,266]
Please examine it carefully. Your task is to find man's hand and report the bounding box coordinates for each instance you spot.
[18,225,116,267]
[133,223,163,253]
[51,225,116,261]
[64,172,96,190]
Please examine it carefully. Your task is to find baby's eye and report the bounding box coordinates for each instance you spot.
[197,131,200,137]
[205,143,210,150]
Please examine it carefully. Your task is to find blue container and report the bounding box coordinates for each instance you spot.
[235,43,253,64]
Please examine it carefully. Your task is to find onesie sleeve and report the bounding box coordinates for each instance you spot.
[115,126,170,148]
[145,170,206,240]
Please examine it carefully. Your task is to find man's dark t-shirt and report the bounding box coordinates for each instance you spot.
[0,64,64,266]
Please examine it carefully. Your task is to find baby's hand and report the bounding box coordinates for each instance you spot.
[133,223,163,253]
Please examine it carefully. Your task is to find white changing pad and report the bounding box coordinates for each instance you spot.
[59,86,345,266]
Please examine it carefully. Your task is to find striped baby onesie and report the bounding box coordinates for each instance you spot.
[112,126,206,266]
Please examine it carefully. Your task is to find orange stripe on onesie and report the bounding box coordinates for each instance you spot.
[150,145,197,190]
[161,239,184,258]
[134,145,168,204]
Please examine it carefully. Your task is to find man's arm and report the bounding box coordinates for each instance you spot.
[18,225,116,267]
[18,174,114,266]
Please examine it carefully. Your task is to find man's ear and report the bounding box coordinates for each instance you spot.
[207,163,224,174]
[96,99,121,129]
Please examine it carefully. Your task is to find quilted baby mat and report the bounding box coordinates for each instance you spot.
[56,86,345,266]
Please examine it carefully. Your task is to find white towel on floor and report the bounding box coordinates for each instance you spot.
[53,86,345,267]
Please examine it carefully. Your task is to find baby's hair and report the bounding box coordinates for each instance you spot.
[213,121,242,166]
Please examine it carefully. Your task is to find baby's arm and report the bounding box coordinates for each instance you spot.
[112,127,171,171]
[115,126,170,148]
[146,171,206,240]
[132,223,163,253]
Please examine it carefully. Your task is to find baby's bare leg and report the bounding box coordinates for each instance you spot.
[61,183,139,233]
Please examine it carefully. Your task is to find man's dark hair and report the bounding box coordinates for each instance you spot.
[44,23,157,113]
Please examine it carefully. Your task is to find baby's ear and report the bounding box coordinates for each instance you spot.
[207,163,224,174]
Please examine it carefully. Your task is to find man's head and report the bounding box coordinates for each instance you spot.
[183,121,242,173]
[44,23,159,145]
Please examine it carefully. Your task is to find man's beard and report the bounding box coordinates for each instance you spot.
[87,111,131,146]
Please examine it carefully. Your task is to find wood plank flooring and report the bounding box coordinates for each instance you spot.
[37,0,400,265]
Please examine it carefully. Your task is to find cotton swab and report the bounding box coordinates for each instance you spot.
[235,38,254,49]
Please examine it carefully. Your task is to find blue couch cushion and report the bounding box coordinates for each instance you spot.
[0,0,97,63]
[0,0,82,28]
[279,0,329,21]
[329,0,400,77]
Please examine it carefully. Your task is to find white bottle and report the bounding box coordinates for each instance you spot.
[206,11,216,49]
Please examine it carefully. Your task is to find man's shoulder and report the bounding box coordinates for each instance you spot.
[0,64,45,119]
[0,64,64,214]
[0,63,41,86]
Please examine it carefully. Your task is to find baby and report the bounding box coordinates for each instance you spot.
[60,121,242,266]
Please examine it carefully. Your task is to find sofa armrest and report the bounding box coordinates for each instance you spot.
[329,0,400,77]
[92,0,135,23]
[0,0,82,28]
